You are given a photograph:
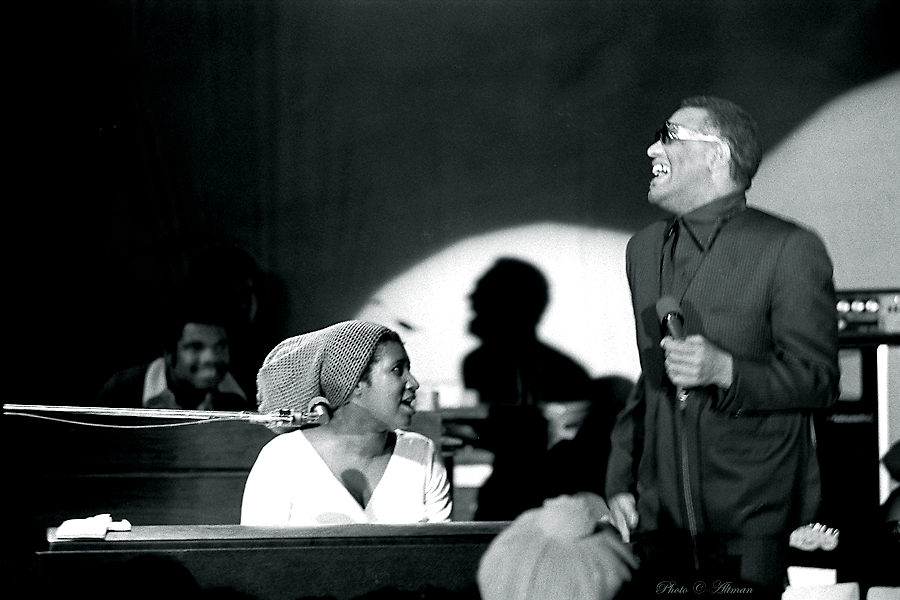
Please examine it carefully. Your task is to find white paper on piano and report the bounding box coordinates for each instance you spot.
[787,566,837,587]
[56,514,132,539]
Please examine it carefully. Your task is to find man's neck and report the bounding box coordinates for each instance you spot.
[679,189,746,221]
[165,370,213,409]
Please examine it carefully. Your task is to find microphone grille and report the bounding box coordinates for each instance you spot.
[307,396,332,413]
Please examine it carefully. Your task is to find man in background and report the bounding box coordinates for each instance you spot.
[96,307,250,411]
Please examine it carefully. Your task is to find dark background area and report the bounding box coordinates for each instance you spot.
[16,0,898,406]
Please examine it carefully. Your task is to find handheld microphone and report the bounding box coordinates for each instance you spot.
[655,295,684,340]
[655,296,689,408]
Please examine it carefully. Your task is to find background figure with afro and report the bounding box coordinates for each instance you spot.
[95,300,251,411]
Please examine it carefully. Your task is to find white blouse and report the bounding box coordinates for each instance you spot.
[241,429,452,525]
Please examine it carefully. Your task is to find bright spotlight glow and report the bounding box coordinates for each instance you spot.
[749,71,900,289]
[355,223,640,395]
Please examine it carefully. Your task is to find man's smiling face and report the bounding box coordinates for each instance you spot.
[647,106,723,215]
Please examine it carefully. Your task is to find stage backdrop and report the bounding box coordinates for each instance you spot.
[18,0,898,406]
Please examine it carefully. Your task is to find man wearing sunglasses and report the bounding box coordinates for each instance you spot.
[605,96,839,597]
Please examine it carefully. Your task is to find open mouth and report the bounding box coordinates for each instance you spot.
[652,162,670,178]
[400,396,415,409]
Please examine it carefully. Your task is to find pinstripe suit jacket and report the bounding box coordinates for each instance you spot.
[606,206,839,538]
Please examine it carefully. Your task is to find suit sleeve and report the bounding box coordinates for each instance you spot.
[717,227,839,412]
[605,237,645,498]
[605,374,645,498]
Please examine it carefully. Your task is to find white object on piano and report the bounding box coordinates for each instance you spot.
[789,522,839,551]
[787,566,837,587]
[782,582,859,600]
[56,514,132,539]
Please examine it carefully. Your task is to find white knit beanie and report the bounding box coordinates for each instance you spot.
[256,320,392,416]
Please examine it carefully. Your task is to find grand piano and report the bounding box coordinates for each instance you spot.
[39,522,502,599]
[2,407,505,599]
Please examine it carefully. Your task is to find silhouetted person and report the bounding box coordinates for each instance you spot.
[464,258,591,407]
[462,258,604,520]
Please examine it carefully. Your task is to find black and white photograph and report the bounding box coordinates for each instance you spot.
[5,1,898,598]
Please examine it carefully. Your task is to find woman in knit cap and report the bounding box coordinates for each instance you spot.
[241,321,452,525]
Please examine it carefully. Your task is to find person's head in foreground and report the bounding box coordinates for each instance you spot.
[478,493,636,600]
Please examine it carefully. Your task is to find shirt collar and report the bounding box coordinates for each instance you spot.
[671,191,746,251]
[142,357,246,409]
[682,190,746,224]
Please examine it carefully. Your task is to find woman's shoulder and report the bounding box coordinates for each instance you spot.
[395,429,437,453]
[262,428,311,452]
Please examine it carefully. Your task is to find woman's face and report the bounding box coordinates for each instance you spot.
[353,340,419,430]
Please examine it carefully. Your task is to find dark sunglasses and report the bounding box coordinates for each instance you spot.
[655,121,726,145]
